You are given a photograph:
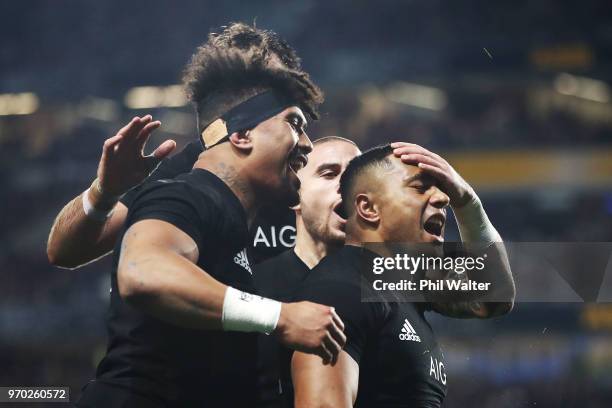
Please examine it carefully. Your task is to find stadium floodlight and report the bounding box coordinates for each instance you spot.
[0,92,39,116]
[385,82,447,111]
[554,73,610,103]
[124,85,187,109]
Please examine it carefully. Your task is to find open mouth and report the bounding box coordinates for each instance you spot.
[423,212,445,239]
[332,200,347,222]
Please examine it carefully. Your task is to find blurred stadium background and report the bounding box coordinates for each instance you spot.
[1,1,611,406]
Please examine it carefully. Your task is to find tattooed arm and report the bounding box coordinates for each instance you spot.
[47,116,175,268]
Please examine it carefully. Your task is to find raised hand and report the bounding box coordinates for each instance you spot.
[96,115,176,201]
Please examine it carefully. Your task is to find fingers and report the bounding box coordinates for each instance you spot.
[417,162,448,180]
[317,338,334,365]
[115,116,139,137]
[393,145,439,162]
[124,115,153,146]
[329,308,347,346]
[144,139,175,174]
[101,133,124,160]
[399,153,442,170]
[152,139,177,159]
[320,307,345,366]
[330,307,345,331]
[135,120,162,152]
[323,332,341,366]
[391,142,445,164]
[329,323,347,351]
[118,116,152,142]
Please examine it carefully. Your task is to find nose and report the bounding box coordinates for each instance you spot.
[429,186,450,209]
[298,131,313,155]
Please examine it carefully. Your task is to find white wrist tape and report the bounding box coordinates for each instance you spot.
[453,195,500,243]
[82,188,115,222]
[222,287,281,335]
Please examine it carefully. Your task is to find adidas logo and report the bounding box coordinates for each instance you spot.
[399,319,421,342]
[233,249,252,274]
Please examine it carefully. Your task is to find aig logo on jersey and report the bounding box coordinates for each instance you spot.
[399,319,421,342]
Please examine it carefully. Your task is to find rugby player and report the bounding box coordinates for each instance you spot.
[74,37,347,407]
[288,144,516,407]
[47,22,303,269]
[254,136,361,406]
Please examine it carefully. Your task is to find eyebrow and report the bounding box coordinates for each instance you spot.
[402,173,423,184]
[315,162,341,173]
[403,172,438,187]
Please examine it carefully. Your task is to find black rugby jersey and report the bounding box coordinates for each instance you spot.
[253,250,311,407]
[120,140,296,263]
[288,245,448,408]
[120,140,203,207]
[89,169,258,407]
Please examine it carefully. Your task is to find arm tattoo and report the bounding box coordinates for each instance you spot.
[432,269,486,318]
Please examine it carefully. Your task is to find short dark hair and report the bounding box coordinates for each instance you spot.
[182,23,323,129]
[339,144,394,217]
[313,136,358,147]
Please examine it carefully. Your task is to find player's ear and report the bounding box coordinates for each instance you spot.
[228,130,253,153]
[290,202,301,212]
[355,193,380,224]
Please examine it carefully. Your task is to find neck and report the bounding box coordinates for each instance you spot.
[344,220,399,258]
[293,215,333,269]
[193,147,260,225]
[344,217,384,246]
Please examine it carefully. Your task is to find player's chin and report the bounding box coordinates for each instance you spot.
[421,232,444,244]
[322,225,346,246]
[418,232,445,256]
[328,229,346,244]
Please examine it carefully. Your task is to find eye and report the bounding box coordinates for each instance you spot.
[411,183,429,193]
[320,170,337,179]
[288,117,302,133]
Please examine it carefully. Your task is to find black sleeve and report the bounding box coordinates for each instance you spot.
[125,181,213,248]
[293,279,386,365]
[120,141,203,208]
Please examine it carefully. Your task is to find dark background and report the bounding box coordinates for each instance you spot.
[1,1,611,406]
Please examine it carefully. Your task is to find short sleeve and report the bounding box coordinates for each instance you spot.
[121,141,203,207]
[292,279,385,365]
[126,181,213,248]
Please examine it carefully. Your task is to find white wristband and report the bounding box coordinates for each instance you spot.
[221,287,282,335]
[452,195,501,243]
[82,188,115,222]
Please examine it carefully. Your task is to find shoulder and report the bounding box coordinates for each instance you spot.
[293,253,360,310]
[160,140,203,172]
[125,174,224,240]
[254,249,294,272]
[131,176,207,207]
[301,252,357,289]
[134,169,225,207]
[253,250,300,298]
[120,141,203,207]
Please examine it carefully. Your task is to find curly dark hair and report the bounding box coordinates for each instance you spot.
[182,23,323,129]
[208,22,302,71]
